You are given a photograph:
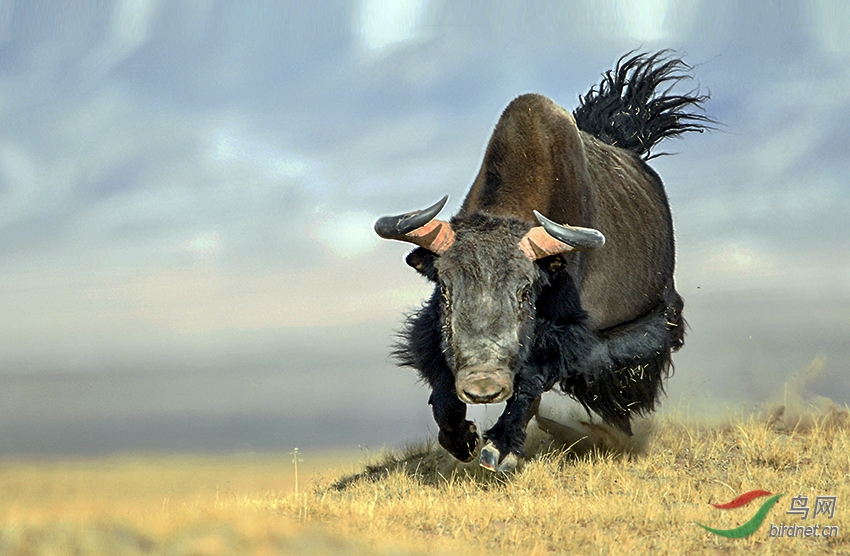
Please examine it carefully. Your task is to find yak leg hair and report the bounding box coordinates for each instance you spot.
[564,302,676,435]
[429,372,479,462]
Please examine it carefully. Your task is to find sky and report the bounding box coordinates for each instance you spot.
[1,0,849,455]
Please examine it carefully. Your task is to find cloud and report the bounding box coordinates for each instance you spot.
[704,244,771,276]
[183,232,221,258]
[1,1,850,454]
[357,0,430,51]
[206,126,311,182]
[314,209,380,259]
[809,0,850,58]
[613,0,674,42]
[0,141,39,216]
[0,0,12,44]
[81,0,162,82]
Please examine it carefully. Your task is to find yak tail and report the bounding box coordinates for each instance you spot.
[573,50,716,160]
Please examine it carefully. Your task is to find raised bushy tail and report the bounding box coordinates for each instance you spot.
[573,50,715,160]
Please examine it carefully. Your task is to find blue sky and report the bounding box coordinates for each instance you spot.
[1,1,848,454]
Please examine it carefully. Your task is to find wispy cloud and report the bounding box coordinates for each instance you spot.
[74,0,162,89]
[357,0,430,52]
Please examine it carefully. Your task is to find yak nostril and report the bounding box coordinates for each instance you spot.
[457,369,513,404]
[463,389,504,404]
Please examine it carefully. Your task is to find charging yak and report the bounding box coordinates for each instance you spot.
[375,52,712,472]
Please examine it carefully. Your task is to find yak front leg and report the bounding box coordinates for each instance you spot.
[479,374,548,473]
[429,373,479,462]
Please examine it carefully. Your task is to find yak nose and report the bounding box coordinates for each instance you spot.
[462,386,504,404]
[456,370,513,404]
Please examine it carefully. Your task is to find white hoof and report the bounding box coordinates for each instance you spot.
[478,442,519,474]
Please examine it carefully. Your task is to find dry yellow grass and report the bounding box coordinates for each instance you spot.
[1,406,848,555]
[0,451,380,555]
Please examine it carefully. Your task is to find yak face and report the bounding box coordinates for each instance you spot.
[376,196,604,406]
[415,216,544,404]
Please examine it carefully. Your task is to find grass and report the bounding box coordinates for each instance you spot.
[1,405,848,555]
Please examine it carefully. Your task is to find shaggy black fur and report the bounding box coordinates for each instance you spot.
[573,50,715,159]
[397,238,685,460]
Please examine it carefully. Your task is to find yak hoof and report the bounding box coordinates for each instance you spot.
[438,421,479,463]
[479,443,499,471]
[498,452,519,473]
[479,442,519,474]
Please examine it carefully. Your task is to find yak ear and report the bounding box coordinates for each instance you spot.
[542,255,567,274]
[405,248,439,281]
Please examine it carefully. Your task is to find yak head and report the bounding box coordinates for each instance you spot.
[375,196,604,405]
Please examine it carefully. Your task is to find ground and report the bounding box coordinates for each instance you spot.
[1,406,848,555]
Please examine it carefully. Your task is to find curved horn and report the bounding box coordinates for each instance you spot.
[374,195,448,238]
[374,195,455,254]
[519,211,605,260]
[533,210,605,250]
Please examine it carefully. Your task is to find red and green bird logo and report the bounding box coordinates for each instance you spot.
[696,490,783,538]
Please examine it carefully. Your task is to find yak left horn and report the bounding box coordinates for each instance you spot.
[519,211,605,260]
[374,195,455,255]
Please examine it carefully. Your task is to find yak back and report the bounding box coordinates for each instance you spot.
[458,93,675,331]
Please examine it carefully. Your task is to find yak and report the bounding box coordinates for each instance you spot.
[375,52,712,472]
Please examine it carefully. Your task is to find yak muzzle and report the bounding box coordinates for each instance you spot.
[456,367,513,404]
